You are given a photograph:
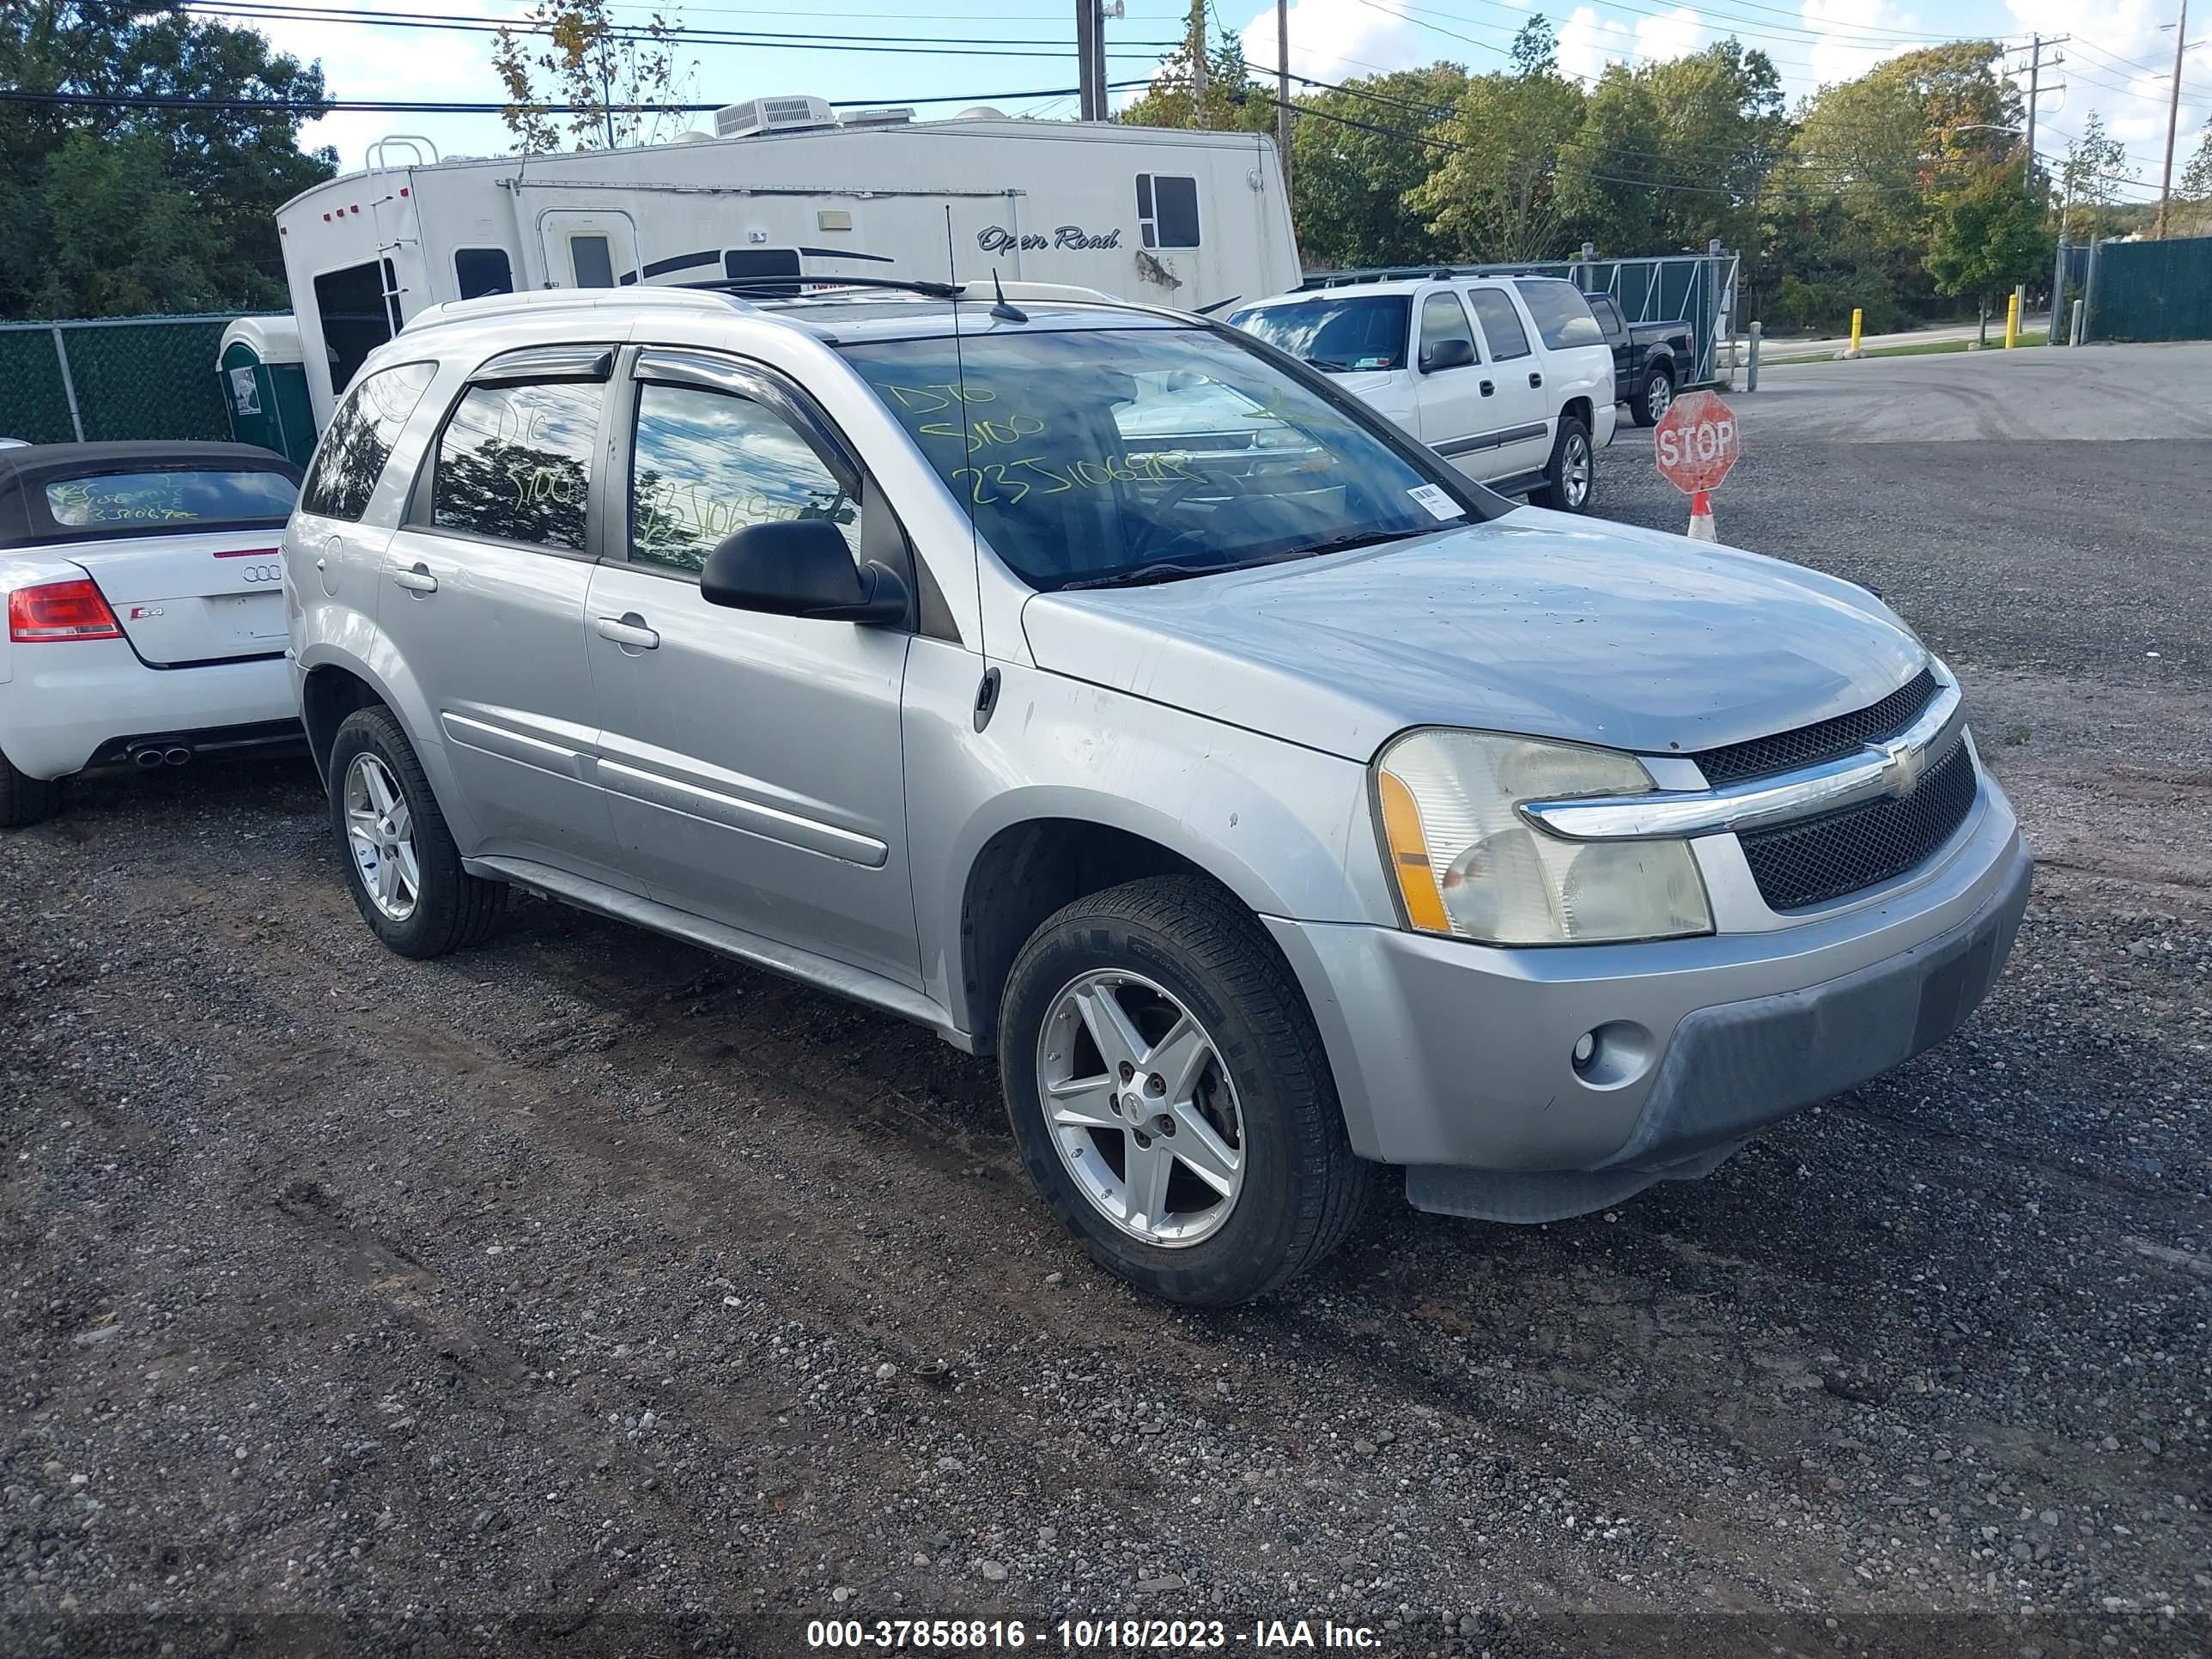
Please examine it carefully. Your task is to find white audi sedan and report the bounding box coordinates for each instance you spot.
[0,441,305,826]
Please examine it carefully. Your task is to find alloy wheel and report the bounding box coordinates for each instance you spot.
[1564,433,1593,508]
[343,751,421,922]
[1035,970,1245,1247]
[1647,374,1673,422]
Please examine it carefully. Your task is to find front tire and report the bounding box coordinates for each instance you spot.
[328,706,506,959]
[1633,362,1674,427]
[1530,416,1595,514]
[0,749,64,829]
[998,876,1374,1306]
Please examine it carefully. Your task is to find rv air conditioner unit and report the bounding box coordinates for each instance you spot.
[840,106,915,129]
[714,94,836,139]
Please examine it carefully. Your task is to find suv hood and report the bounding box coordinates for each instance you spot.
[1019,509,1927,762]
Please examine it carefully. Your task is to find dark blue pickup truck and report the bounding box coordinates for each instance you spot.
[1578,290,1697,427]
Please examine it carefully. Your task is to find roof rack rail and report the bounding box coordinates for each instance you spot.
[402,286,747,333]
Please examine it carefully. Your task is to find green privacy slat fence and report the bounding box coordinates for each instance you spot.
[2086,236,2212,343]
[0,314,242,446]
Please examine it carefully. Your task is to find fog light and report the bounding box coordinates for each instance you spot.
[1568,1021,1657,1090]
[1571,1030,1597,1073]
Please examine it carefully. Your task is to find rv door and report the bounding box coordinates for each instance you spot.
[538,209,641,289]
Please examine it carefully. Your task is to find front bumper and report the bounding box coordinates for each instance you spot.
[0,639,295,779]
[1265,771,2031,1221]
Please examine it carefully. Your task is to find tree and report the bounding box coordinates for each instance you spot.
[1284,65,1470,268]
[1411,68,1584,259]
[0,0,334,317]
[1118,25,1270,135]
[1640,40,1789,252]
[491,0,695,152]
[1926,156,2051,312]
[1553,64,1662,256]
[2184,125,2212,200]
[1510,15,1558,78]
[2059,112,2132,241]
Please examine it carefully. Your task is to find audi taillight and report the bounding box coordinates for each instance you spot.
[9,579,125,642]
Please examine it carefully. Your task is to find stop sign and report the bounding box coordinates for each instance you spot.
[1653,390,1740,495]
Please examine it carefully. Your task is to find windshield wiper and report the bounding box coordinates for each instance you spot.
[1277,526,1437,561]
[1055,560,1224,591]
[1301,355,1355,371]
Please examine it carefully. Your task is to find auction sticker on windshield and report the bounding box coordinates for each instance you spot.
[1407,483,1462,521]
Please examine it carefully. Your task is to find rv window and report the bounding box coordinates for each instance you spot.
[431,380,605,550]
[722,247,803,297]
[313,259,403,396]
[570,234,617,289]
[454,247,514,300]
[629,383,860,574]
[301,361,436,523]
[1136,173,1200,250]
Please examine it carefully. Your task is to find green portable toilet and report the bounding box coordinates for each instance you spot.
[217,316,317,465]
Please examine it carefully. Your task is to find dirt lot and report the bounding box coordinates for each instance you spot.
[4,408,2209,1656]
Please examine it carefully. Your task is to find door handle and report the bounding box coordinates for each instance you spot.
[1480,380,1495,397]
[1528,371,1544,388]
[595,613,660,651]
[392,563,437,594]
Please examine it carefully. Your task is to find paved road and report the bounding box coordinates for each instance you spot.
[1758,315,2057,362]
[1716,340,2212,443]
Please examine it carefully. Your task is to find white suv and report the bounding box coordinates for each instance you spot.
[1229,276,1615,513]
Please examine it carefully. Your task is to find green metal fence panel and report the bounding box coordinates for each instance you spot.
[0,329,78,444]
[2087,236,2212,343]
[0,313,245,445]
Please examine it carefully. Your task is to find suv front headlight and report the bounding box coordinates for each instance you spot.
[1374,729,1713,945]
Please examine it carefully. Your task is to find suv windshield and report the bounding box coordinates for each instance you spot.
[842,325,1477,592]
[1224,294,1411,372]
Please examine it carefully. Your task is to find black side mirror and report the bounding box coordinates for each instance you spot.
[699,520,909,625]
[1419,337,1475,374]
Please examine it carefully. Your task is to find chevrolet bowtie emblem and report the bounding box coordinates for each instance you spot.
[1878,737,1926,797]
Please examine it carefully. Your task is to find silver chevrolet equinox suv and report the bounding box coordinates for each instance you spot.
[286,280,2030,1306]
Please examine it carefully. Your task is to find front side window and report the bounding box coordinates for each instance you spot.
[1418,292,1476,363]
[629,381,860,574]
[44,469,296,531]
[313,259,403,396]
[1467,289,1532,361]
[430,380,605,550]
[301,361,436,522]
[1514,279,1605,349]
[1136,173,1200,249]
[843,324,1491,592]
[1229,294,1412,372]
[454,247,514,300]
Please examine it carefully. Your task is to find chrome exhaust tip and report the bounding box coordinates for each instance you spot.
[163,745,191,767]
[132,747,165,769]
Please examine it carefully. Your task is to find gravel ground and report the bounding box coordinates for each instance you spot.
[3,428,2208,1658]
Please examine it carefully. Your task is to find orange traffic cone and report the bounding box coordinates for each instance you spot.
[1687,489,1717,542]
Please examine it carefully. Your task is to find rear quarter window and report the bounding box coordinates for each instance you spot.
[301,362,438,523]
[1514,281,1605,350]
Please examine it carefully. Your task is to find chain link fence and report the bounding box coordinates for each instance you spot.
[0,315,241,446]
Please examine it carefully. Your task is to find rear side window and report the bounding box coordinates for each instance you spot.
[1514,280,1605,349]
[44,470,296,530]
[301,361,436,522]
[1467,289,1532,362]
[431,380,605,551]
[1136,173,1200,249]
[454,247,514,300]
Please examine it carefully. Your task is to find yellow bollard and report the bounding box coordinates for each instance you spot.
[1850,307,1863,353]
[2004,291,2020,349]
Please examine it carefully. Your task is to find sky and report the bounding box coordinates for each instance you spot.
[251,0,2209,214]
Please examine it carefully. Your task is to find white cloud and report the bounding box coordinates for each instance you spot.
[1796,0,1918,89]
[1234,0,1428,88]
[1557,3,1704,83]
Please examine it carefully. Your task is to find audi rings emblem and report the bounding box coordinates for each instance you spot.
[239,563,284,585]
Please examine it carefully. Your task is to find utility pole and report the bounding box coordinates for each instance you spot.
[1275,0,1293,210]
[2155,0,2189,237]
[1076,0,1103,121]
[2019,35,2065,191]
[1188,0,1206,126]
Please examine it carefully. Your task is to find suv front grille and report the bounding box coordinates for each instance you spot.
[1739,738,1978,910]
[1694,668,1938,787]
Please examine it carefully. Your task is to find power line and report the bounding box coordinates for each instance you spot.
[0,78,1159,114]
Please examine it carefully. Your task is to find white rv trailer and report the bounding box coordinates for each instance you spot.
[274,103,1300,425]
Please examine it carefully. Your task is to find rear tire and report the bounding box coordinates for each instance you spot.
[1633,362,1674,427]
[328,706,506,959]
[998,875,1375,1306]
[0,750,64,829]
[1530,416,1595,514]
